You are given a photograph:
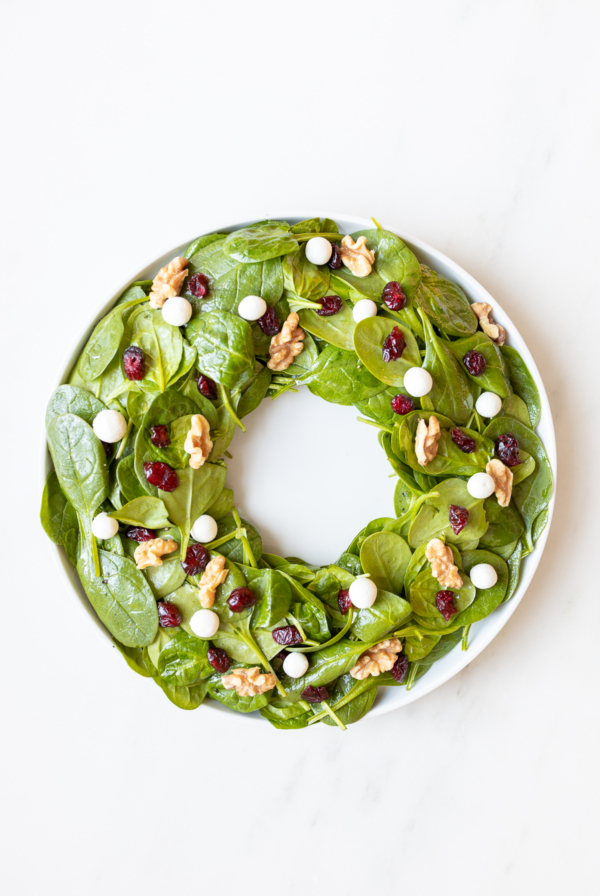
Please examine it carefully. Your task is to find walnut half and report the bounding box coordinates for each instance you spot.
[340,235,375,277]
[425,538,463,589]
[486,458,513,507]
[148,256,189,309]
[471,302,506,346]
[184,414,212,469]
[415,415,441,466]
[268,312,305,371]
[134,537,178,569]
[221,666,277,696]
[197,555,228,608]
[350,639,403,680]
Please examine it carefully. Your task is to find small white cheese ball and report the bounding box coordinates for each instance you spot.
[190,609,220,639]
[93,408,127,443]
[470,563,499,589]
[91,512,119,540]
[403,367,433,397]
[238,295,267,321]
[190,514,218,544]
[305,236,333,266]
[283,652,309,679]
[349,577,378,609]
[467,472,496,500]
[162,296,192,327]
[476,391,503,418]
[352,299,378,323]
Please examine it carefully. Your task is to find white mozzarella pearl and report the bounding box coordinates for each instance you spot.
[467,472,496,499]
[190,609,220,639]
[283,652,309,679]
[93,408,127,443]
[190,514,218,544]
[305,236,333,266]
[352,299,378,323]
[238,295,267,321]
[349,577,378,609]
[470,563,499,589]
[475,391,503,418]
[162,296,192,327]
[91,512,119,540]
[403,367,433,397]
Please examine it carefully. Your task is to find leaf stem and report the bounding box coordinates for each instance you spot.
[92,533,101,577]
[294,232,344,242]
[219,384,245,432]
[205,529,244,551]
[320,701,347,731]
[356,416,394,434]
[233,622,287,698]
[286,295,324,310]
[462,624,471,651]
[115,418,133,461]
[231,507,257,568]
[406,663,419,691]
[288,607,354,654]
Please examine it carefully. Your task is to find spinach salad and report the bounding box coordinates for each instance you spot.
[41,218,553,730]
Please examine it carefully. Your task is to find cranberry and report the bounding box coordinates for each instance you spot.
[157,601,182,628]
[302,685,329,703]
[150,424,171,448]
[449,504,469,535]
[436,590,458,621]
[451,427,476,453]
[497,432,520,467]
[391,394,415,415]
[181,543,210,576]
[338,589,352,614]
[391,654,409,683]
[257,306,280,336]
[317,295,342,316]
[227,587,257,613]
[327,243,342,269]
[272,626,302,646]
[275,649,290,664]
[197,374,218,400]
[123,345,145,381]
[207,647,231,673]
[188,273,209,298]
[125,526,156,543]
[143,461,179,492]
[382,326,406,363]
[382,281,407,311]
[462,350,486,377]
[101,440,113,458]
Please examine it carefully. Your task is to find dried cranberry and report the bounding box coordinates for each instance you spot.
[317,295,342,316]
[150,424,171,448]
[302,685,329,703]
[181,543,210,576]
[382,326,406,363]
[207,647,231,673]
[123,345,145,381]
[101,440,113,458]
[143,461,179,492]
[391,394,415,415]
[338,589,352,614]
[157,601,182,628]
[126,526,156,543]
[497,432,520,467]
[188,273,209,298]
[272,626,302,646]
[449,504,469,535]
[436,590,458,621]
[227,587,257,613]
[391,654,409,683]
[197,374,217,400]
[327,243,342,270]
[275,649,290,664]
[462,350,486,377]
[451,427,476,453]
[382,281,407,311]
[257,306,280,336]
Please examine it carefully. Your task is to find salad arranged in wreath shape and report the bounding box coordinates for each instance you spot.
[41,218,553,729]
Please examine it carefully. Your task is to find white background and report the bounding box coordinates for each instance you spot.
[1,2,599,894]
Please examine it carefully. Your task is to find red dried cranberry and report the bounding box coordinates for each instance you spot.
[391,654,409,683]
[272,626,302,646]
[188,273,209,298]
[317,295,342,316]
[101,440,113,458]
[302,685,329,703]
[257,306,280,336]
[451,427,476,453]
[157,601,182,628]
[227,587,257,613]
[150,424,171,448]
[436,590,458,621]
[497,432,520,467]
[197,374,218,400]
[391,394,415,415]
[462,350,486,377]
[143,461,179,492]
[125,526,156,543]
[338,589,352,614]
[327,243,342,270]
[123,345,145,381]
[207,647,231,673]
[449,504,469,534]
[181,543,210,576]
[382,326,406,362]
[275,649,290,664]
[382,281,407,311]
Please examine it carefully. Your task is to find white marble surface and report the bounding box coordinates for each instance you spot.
[2,1,599,894]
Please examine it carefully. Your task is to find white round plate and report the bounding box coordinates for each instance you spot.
[41,213,556,723]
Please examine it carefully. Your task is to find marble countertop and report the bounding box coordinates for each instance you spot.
[2,2,598,894]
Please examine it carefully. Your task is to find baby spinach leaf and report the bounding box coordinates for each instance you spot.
[207,670,273,712]
[144,640,208,709]
[408,478,488,547]
[206,487,234,520]
[223,221,298,263]
[184,232,227,259]
[211,624,282,664]
[134,389,199,494]
[40,471,78,549]
[422,314,473,424]
[505,541,523,602]
[47,414,109,519]
[351,589,412,641]
[320,673,378,726]
[160,463,227,554]
[238,567,292,628]
[353,317,421,387]
[300,345,387,406]
[479,498,525,550]
[185,239,283,314]
[116,454,147,502]
[454,550,508,625]
[413,628,463,680]
[335,552,363,577]
[414,265,477,336]
[46,385,106,429]
[167,338,197,389]
[186,311,254,390]
[447,332,512,398]
[157,631,212,686]
[501,394,532,427]
[346,517,395,555]
[283,244,330,300]
[282,639,377,701]
[501,346,542,427]
[126,306,183,393]
[215,515,263,565]
[410,568,476,630]
[108,496,170,528]
[284,332,319,377]
[145,550,187,599]
[262,553,316,584]
[260,697,311,729]
[113,639,151,677]
[359,530,412,594]
[77,296,147,381]
[234,361,272,418]
[355,384,403,427]
[297,299,356,351]
[403,631,441,662]
[394,410,494,477]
